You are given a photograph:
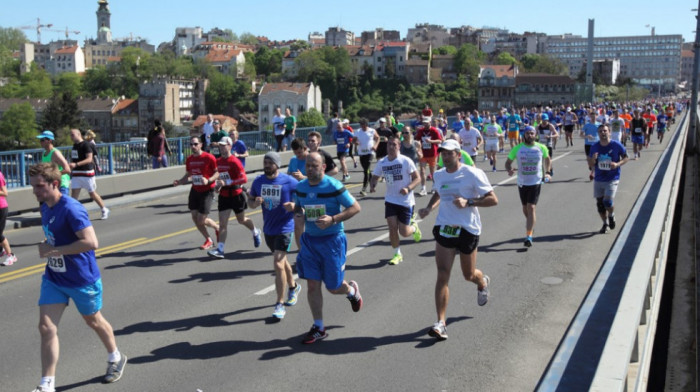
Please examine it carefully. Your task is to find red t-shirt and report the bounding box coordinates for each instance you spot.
[642,113,657,127]
[186,152,217,192]
[216,155,247,196]
[416,126,443,158]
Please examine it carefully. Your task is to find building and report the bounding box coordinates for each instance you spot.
[0,98,49,124]
[407,24,450,47]
[138,77,207,133]
[406,59,430,85]
[431,54,456,82]
[478,64,518,110]
[590,59,621,85]
[346,46,375,76]
[281,50,302,79]
[79,97,120,140]
[542,33,683,92]
[204,48,245,77]
[257,82,322,131]
[308,32,325,49]
[374,42,409,78]
[53,46,85,74]
[19,40,79,75]
[110,98,139,141]
[680,50,695,87]
[481,32,543,56]
[360,28,400,46]
[514,73,576,107]
[325,27,355,47]
[173,27,204,56]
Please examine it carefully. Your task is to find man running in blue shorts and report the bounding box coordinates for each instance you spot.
[249,152,302,320]
[29,163,126,392]
[294,152,362,344]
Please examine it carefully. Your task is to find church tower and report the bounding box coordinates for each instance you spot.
[96,0,112,44]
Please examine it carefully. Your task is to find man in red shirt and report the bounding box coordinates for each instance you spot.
[173,136,220,250]
[415,117,443,196]
[642,108,657,149]
[207,137,261,259]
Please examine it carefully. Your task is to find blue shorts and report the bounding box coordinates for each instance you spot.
[39,276,103,316]
[385,202,413,226]
[631,134,644,145]
[296,232,347,290]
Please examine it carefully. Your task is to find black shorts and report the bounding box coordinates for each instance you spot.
[518,184,541,205]
[564,125,574,133]
[432,225,479,254]
[218,192,247,214]
[337,151,348,159]
[188,188,214,214]
[265,232,293,253]
[384,202,413,226]
[0,207,7,242]
[584,144,592,157]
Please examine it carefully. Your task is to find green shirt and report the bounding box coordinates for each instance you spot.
[437,150,474,168]
[41,148,71,189]
[284,116,296,131]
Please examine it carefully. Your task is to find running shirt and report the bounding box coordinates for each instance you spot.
[70,141,95,177]
[452,120,465,133]
[609,118,625,142]
[295,176,355,237]
[507,114,521,132]
[437,150,475,168]
[656,114,668,131]
[563,112,576,126]
[287,156,306,176]
[582,123,600,146]
[643,113,657,129]
[41,148,71,189]
[400,141,419,163]
[0,171,6,209]
[537,124,555,148]
[590,140,626,182]
[216,155,247,196]
[41,196,98,288]
[458,127,482,156]
[250,173,298,235]
[355,128,377,156]
[416,126,443,158]
[372,154,417,207]
[376,127,397,158]
[433,164,493,236]
[185,152,217,192]
[630,118,647,135]
[483,123,503,146]
[507,143,550,186]
[619,112,633,130]
[232,140,247,167]
[333,129,354,154]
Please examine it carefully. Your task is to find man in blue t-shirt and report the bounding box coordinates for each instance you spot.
[249,152,301,320]
[580,112,600,181]
[587,124,629,234]
[655,112,669,143]
[294,152,362,344]
[229,130,249,167]
[29,162,126,391]
[332,121,354,183]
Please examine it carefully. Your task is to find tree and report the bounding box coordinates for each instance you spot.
[0,27,28,51]
[495,52,519,66]
[297,108,326,128]
[290,40,310,52]
[254,46,283,77]
[83,66,115,97]
[20,63,53,98]
[454,44,484,87]
[239,32,259,45]
[41,91,84,131]
[432,45,457,56]
[54,72,84,97]
[0,102,37,149]
[520,53,568,75]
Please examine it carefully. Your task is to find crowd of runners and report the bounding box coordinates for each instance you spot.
[3,98,686,391]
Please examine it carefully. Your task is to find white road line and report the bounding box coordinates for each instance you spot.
[255,150,572,296]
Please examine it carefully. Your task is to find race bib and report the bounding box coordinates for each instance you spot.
[634,128,643,134]
[379,136,388,142]
[47,255,66,273]
[192,175,204,185]
[71,150,78,159]
[598,157,612,171]
[360,147,370,154]
[304,204,326,222]
[219,172,231,182]
[261,184,282,209]
[421,137,431,149]
[336,138,346,145]
[440,225,461,238]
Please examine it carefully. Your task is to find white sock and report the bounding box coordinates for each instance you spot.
[108,349,121,363]
[347,286,356,297]
[393,247,401,255]
[40,377,55,389]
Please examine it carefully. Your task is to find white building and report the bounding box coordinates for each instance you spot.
[53,46,85,74]
[258,82,322,131]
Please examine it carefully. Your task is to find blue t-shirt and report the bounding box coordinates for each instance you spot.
[232,140,247,167]
[250,173,298,235]
[582,122,600,146]
[507,114,521,131]
[590,141,626,182]
[471,116,482,130]
[333,130,354,153]
[287,156,306,176]
[294,176,355,237]
[452,120,464,132]
[41,196,99,288]
[656,114,668,130]
[496,115,508,129]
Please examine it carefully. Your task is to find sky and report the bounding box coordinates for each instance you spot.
[2,0,699,47]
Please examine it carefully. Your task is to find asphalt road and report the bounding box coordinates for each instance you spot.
[0,128,676,392]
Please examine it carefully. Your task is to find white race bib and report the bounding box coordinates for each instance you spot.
[47,255,66,273]
[219,172,231,182]
[192,175,204,185]
[598,157,612,171]
[71,150,78,159]
[260,184,282,209]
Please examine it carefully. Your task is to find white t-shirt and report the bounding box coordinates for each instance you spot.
[272,115,286,136]
[372,154,417,207]
[433,164,493,236]
[355,128,376,156]
[609,118,625,142]
[483,124,502,146]
[458,127,482,156]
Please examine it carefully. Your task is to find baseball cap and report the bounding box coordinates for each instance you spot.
[566,107,572,112]
[37,130,55,140]
[218,136,232,145]
[378,117,386,123]
[422,116,432,123]
[541,114,549,121]
[438,139,460,152]
[522,118,530,124]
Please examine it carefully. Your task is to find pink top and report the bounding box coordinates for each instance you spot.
[0,171,8,209]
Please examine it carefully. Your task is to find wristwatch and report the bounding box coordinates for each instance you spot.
[467,199,475,207]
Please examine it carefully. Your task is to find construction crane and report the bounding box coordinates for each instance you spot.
[17,18,80,44]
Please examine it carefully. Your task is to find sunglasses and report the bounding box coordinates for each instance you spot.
[40,138,51,142]
[190,143,199,146]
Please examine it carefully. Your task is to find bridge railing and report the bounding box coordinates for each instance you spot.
[536,110,690,391]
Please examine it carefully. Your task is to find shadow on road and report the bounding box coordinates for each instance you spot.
[169,269,273,284]
[479,231,597,253]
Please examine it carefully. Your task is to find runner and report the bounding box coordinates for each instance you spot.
[619,107,633,146]
[287,138,308,181]
[608,109,626,144]
[642,108,657,149]
[483,116,504,172]
[294,152,362,344]
[458,118,483,163]
[37,130,71,197]
[415,117,443,195]
[580,112,600,181]
[172,136,220,250]
[656,109,669,143]
[342,119,358,168]
[587,124,629,234]
[505,127,552,247]
[248,152,302,320]
[418,139,497,341]
[29,162,126,392]
[68,129,109,220]
[0,168,17,266]
[354,118,379,196]
[399,127,422,165]
[506,109,522,148]
[536,114,558,176]
[630,109,647,160]
[332,120,354,182]
[207,137,261,259]
[369,136,422,265]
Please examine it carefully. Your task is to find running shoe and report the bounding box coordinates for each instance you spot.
[418,188,427,197]
[608,215,616,230]
[489,159,493,166]
[31,386,54,392]
[353,160,357,168]
[428,321,448,341]
[412,221,422,242]
[101,208,110,220]
[302,325,328,344]
[524,236,532,248]
[285,284,302,306]
[272,303,286,319]
[104,354,127,383]
[347,280,363,312]
[207,249,225,259]
[1,253,16,266]
[599,223,609,234]
[388,253,403,265]
[477,275,490,306]
[492,166,497,172]
[359,188,367,197]
[199,238,214,250]
[253,228,261,248]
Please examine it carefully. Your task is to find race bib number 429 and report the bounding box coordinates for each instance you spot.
[47,255,66,273]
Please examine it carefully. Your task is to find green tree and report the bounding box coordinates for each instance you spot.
[297,108,326,127]
[0,27,28,51]
[54,72,84,97]
[454,44,484,87]
[290,40,310,51]
[495,52,519,66]
[83,66,115,97]
[239,32,259,45]
[254,46,283,77]
[41,91,84,131]
[0,102,37,149]
[20,63,53,98]
[432,45,457,56]
[520,53,568,75]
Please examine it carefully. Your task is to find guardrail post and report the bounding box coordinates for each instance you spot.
[108,145,114,175]
[19,153,26,187]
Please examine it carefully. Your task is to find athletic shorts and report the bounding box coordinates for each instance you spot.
[385,202,413,226]
[188,187,214,214]
[508,131,519,140]
[337,151,348,159]
[264,232,293,253]
[657,127,666,134]
[518,184,541,205]
[70,176,97,192]
[432,225,479,254]
[631,134,645,145]
[39,276,103,316]
[584,145,592,157]
[419,156,437,167]
[0,207,7,242]
[218,193,247,214]
[564,125,574,133]
[485,141,499,152]
[296,232,347,290]
[594,180,619,199]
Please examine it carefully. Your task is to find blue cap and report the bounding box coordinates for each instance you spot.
[37,130,55,140]
[541,114,549,121]
[523,118,530,124]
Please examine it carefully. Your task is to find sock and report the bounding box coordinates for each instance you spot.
[108,349,121,363]
[347,286,356,298]
[526,230,533,237]
[609,212,615,218]
[40,377,55,389]
[217,242,224,252]
[393,247,401,255]
[314,319,324,330]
